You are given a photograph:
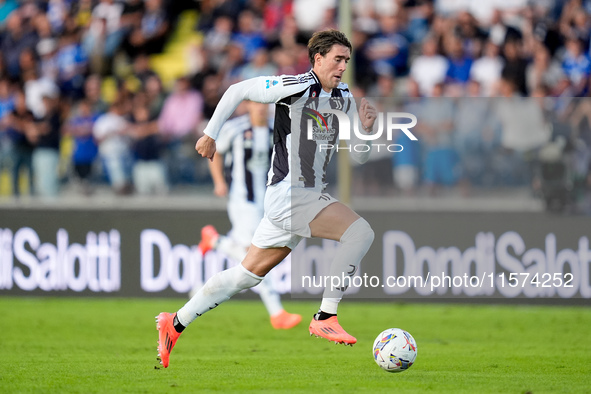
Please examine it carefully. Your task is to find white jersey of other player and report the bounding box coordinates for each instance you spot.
[216,113,272,208]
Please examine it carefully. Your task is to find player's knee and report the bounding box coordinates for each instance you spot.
[235,264,263,289]
[343,217,374,248]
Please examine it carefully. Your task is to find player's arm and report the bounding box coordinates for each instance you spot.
[196,75,307,159]
[203,76,303,139]
[347,97,377,164]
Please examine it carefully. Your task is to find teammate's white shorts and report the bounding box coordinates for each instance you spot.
[227,198,263,248]
[251,180,338,250]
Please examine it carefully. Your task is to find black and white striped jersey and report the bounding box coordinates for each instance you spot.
[216,114,272,205]
[203,70,370,191]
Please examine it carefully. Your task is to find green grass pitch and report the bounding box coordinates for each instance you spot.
[0,297,589,393]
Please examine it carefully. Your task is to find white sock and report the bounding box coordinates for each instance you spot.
[319,298,341,315]
[257,275,284,316]
[217,236,284,316]
[176,264,263,326]
[319,218,374,315]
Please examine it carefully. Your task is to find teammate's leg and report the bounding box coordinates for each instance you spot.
[307,202,374,344]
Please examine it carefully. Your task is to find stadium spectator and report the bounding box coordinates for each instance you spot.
[143,74,166,119]
[0,77,15,188]
[17,48,39,81]
[365,14,409,78]
[92,99,133,195]
[30,92,61,198]
[261,0,292,36]
[526,43,568,96]
[487,8,523,47]
[199,73,223,121]
[0,10,39,80]
[409,35,448,97]
[405,0,434,44]
[129,95,167,195]
[82,0,127,72]
[37,37,60,82]
[119,0,144,33]
[5,89,34,196]
[130,53,158,87]
[79,73,109,117]
[238,48,278,80]
[201,15,234,70]
[194,0,242,33]
[559,2,591,50]
[392,78,422,195]
[292,0,336,34]
[22,68,60,120]
[469,39,504,97]
[45,0,68,33]
[417,83,459,195]
[157,76,204,184]
[232,9,267,62]
[126,0,170,57]
[64,98,98,195]
[453,80,497,190]
[494,76,552,185]
[501,38,529,96]
[561,35,591,96]
[55,28,88,100]
[454,10,487,59]
[443,33,473,95]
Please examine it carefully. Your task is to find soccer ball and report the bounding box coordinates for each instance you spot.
[372,328,417,373]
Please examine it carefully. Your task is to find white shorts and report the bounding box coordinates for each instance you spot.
[227,198,263,248]
[251,181,338,250]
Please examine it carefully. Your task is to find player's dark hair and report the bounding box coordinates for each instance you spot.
[307,29,352,66]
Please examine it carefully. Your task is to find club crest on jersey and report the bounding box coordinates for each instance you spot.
[265,79,279,89]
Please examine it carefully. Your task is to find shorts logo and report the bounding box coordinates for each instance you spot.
[265,79,279,89]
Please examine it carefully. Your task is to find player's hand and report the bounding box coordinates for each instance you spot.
[213,181,228,197]
[195,134,216,161]
[359,97,377,133]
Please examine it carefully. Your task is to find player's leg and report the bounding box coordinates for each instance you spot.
[156,245,290,368]
[307,202,374,345]
[200,199,301,328]
[197,230,301,328]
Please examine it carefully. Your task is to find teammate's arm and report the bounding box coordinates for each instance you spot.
[209,152,228,197]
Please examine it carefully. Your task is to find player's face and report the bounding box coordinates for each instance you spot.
[314,44,351,92]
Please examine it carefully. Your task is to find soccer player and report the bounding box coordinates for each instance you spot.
[156,29,377,368]
[193,100,302,330]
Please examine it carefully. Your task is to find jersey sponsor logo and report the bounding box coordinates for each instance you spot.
[265,79,279,89]
[305,108,337,141]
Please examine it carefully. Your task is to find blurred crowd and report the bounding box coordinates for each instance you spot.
[0,0,590,212]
